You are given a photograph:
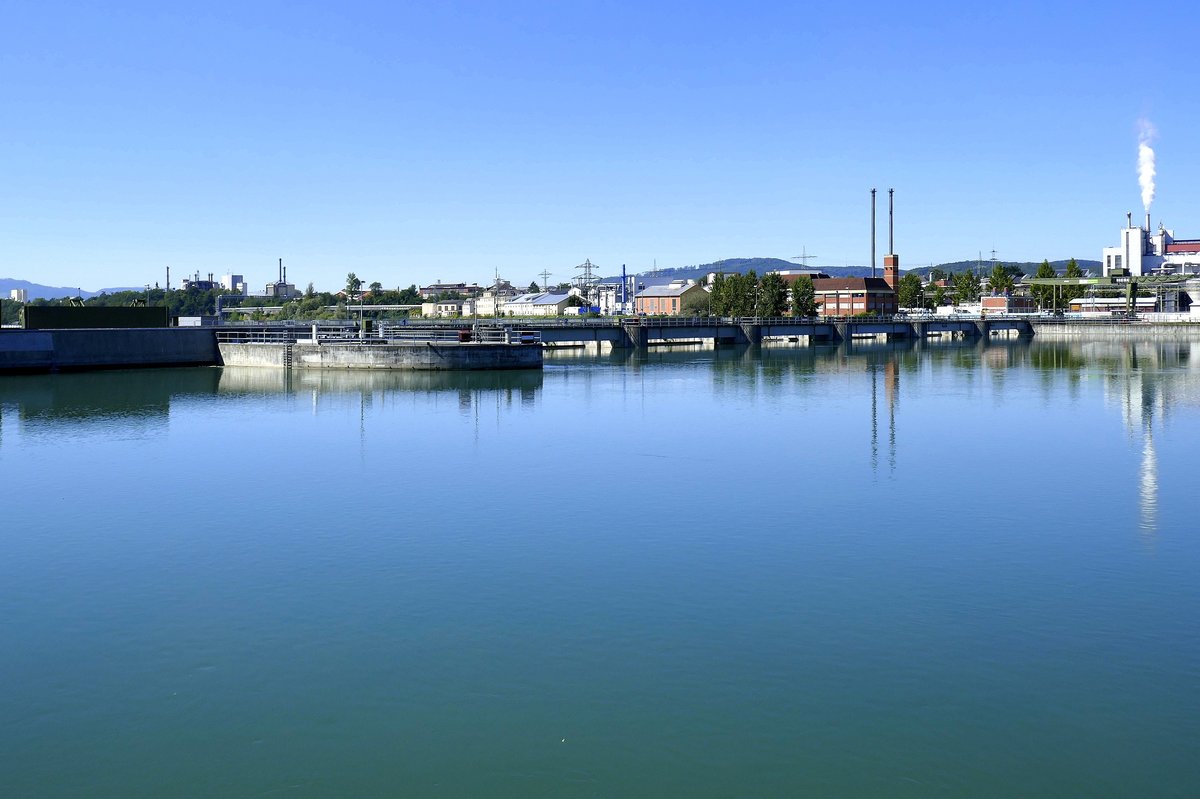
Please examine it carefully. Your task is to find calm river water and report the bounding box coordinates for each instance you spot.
[2,338,1198,797]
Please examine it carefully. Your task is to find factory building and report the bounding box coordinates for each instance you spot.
[1103,212,1200,276]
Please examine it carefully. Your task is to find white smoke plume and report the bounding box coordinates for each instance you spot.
[1138,119,1156,212]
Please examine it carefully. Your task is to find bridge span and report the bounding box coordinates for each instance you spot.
[467,316,1034,349]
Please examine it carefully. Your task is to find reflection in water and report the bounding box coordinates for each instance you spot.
[216,366,544,396]
[1141,428,1158,535]
[216,365,545,419]
[1056,338,1200,539]
[1,341,1197,543]
[0,368,222,439]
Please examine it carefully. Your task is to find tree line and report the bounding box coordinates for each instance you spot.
[895,259,1085,309]
[700,271,819,317]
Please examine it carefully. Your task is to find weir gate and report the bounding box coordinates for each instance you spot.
[446,316,1036,349]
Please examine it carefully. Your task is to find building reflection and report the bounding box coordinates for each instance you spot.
[215,365,544,416]
[1098,340,1200,538]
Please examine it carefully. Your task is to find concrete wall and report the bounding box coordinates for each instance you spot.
[0,328,219,373]
[219,341,542,370]
[1030,322,1200,340]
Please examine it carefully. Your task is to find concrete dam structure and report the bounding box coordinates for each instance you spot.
[0,327,218,373]
[216,326,542,371]
[0,325,541,374]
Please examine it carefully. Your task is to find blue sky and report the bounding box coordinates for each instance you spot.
[3,0,1198,292]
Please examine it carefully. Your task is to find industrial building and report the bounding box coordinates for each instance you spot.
[634,280,707,315]
[1103,212,1200,276]
[501,291,575,316]
[811,276,897,316]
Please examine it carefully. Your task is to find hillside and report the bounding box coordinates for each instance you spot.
[606,256,1104,284]
[609,257,875,285]
[0,279,147,300]
[909,259,1103,277]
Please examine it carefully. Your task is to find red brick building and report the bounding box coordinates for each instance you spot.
[634,281,708,315]
[811,276,897,316]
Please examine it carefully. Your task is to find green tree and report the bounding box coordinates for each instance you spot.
[758,272,789,318]
[1062,258,1085,305]
[1,298,22,326]
[368,281,383,294]
[710,273,729,315]
[929,267,948,282]
[790,275,818,317]
[952,271,981,304]
[345,273,362,295]
[528,281,540,293]
[897,272,926,309]
[396,284,421,304]
[988,263,1016,295]
[1031,260,1057,309]
[710,272,757,316]
[682,290,711,316]
[727,270,757,316]
[932,284,947,308]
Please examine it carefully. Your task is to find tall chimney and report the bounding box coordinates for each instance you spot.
[1146,211,1151,232]
[1127,211,1133,229]
[279,258,283,283]
[888,188,894,255]
[871,188,877,278]
[883,188,899,292]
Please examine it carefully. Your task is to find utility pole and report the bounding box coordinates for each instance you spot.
[575,259,598,307]
[539,269,552,292]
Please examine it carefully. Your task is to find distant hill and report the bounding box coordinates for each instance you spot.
[605,257,874,285]
[907,260,1103,278]
[0,278,97,300]
[605,256,1104,284]
[0,279,146,300]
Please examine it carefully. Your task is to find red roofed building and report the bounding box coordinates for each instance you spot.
[811,276,897,316]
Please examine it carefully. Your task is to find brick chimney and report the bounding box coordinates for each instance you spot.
[883,254,900,290]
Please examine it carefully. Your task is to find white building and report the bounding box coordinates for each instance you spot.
[476,289,520,316]
[1103,213,1200,276]
[221,274,247,294]
[500,291,574,316]
[421,299,466,318]
[9,289,27,303]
